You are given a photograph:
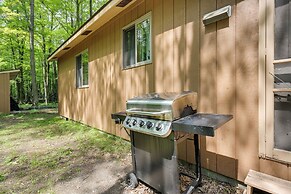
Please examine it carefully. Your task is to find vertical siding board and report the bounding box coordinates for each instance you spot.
[145,0,154,93]
[186,139,195,164]
[260,159,288,180]
[108,22,116,135]
[99,27,106,130]
[185,0,200,92]
[235,0,259,181]
[95,32,102,129]
[173,0,186,159]
[114,18,121,138]
[199,0,218,172]
[162,0,174,92]
[121,12,131,139]
[153,0,164,92]
[185,0,200,171]
[216,0,236,161]
[0,74,9,113]
[104,25,109,131]
[173,0,186,92]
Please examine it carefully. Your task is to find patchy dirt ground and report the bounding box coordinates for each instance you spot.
[53,154,132,194]
[0,111,244,194]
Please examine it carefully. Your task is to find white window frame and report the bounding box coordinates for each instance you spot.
[259,0,291,164]
[76,49,89,89]
[122,12,152,69]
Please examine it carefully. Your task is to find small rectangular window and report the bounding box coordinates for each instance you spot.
[122,12,152,68]
[76,50,89,88]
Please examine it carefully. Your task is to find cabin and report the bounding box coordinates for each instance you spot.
[0,70,19,113]
[48,0,291,184]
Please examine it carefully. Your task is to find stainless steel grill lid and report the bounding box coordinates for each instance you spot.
[123,91,198,137]
[126,91,198,121]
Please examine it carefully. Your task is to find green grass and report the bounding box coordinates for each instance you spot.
[18,102,58,110]
[0,112,130,193]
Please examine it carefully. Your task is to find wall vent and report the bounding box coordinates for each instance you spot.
[63,47,71,51]
[116,0,132,7]
[81,30,92,35]
[203,5,231,25]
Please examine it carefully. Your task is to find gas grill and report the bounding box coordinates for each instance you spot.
[112,91,232,194]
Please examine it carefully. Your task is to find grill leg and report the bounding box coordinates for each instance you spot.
[183,134,202,194]
[130,131,137,173]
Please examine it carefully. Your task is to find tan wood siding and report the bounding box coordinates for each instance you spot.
[235,0,260,181]
[199,0,218,174]
[57,0,291,182]
[0,73,10,113]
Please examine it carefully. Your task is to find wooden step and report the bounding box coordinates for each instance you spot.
[244,169,291,194]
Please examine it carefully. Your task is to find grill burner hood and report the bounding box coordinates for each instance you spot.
[112,91,232,138]
[126,91,197,121]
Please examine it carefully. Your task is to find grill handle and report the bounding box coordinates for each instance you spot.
[126,109,171,117]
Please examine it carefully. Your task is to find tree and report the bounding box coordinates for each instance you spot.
[0,0,109,105]
[29,0,38,106]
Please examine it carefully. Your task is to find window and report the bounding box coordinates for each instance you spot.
[260,0,291,163]
[76,50,89,88]
[273,0,291,152]
[122,12,151,68]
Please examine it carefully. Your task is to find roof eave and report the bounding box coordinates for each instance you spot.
[48,0,136,62]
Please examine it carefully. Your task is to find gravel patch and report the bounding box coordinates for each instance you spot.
[123,160,245,194]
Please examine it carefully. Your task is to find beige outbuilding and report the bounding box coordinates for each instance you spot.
[0,70,19,113]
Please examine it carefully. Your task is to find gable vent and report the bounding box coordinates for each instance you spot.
[116,0,132,7]
[81,30,92,36]
[63,47,71,51]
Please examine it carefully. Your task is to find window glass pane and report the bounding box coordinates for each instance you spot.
[76,50,88,88]
[123,26,135,67]
[76,55,82,87]
[274,63,291,88]
[274,64,291,151]
[274,0,291,60]
[137,18,151,63]
[274,91,291,151]
[273,1,291,153]
[82,51,89,85]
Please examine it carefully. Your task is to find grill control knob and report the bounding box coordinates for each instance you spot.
[146,121,153,129]
[132,119,137,126]
[139,120,145,127]
[126,118,131,125]
[156,123,163,131]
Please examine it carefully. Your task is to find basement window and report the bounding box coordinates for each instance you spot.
[76,49,89,88]
[122,12,152,69]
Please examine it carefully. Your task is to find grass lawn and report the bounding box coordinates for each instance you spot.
[0,111,130,193]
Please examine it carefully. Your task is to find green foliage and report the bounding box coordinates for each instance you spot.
[0,173,5,182]
[0,0,109,103]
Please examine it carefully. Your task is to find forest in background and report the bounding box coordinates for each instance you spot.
[0,0,108,105]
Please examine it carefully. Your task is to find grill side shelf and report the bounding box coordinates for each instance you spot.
[111,112,127,124]
[172,113,233,137]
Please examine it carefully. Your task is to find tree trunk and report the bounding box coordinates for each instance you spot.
[76,0,80,27]
[89,0,92,17]
[29,0,38,106]
[53,61,58,102]
[17,40,26,103]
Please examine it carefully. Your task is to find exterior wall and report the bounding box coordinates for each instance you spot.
[57,0,291,182]
[0,73,10,113]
